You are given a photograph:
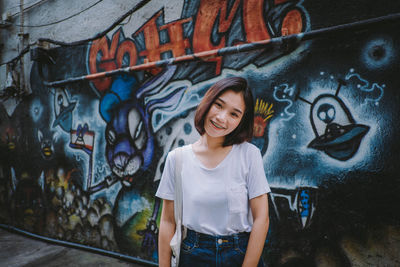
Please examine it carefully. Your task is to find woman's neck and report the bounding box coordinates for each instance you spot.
[192,134,233,169]
[196,134,226,151]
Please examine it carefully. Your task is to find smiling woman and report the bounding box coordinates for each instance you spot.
[203,90,245,141]
[194,77,255,147]
[156,77,270,267]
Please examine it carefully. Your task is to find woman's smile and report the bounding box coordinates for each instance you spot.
[210,120,226,129]
[204,90,245,139]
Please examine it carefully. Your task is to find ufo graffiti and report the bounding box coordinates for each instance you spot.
[298,80,370,161]
[52,88,76,132]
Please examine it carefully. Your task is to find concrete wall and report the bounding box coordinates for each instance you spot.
[1,0,400,265]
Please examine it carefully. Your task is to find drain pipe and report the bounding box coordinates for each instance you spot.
[18,0,25,92]
[17,0,30,94]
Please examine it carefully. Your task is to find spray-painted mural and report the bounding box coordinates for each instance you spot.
[1,0,400,266]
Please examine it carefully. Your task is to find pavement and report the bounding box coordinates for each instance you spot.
[0,227,151,267]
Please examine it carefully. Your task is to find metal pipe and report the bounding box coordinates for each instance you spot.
[43,12,400,88]
[19,0,25,91]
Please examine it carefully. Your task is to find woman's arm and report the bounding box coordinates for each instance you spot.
[242,194,269,267]
[158,199,176,267]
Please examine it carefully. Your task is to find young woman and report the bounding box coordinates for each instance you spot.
[156,77,270,267]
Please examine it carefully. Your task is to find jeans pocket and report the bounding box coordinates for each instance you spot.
[234,246,246,256]
[181,238,196,254]
[234,238,248,256]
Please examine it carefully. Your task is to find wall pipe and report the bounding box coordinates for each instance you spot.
[0,223,157,266]
[43,12,400,88]
[18,0,26,92]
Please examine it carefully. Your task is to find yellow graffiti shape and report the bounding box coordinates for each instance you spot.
[254,98,274,122]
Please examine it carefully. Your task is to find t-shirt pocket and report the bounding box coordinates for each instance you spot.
[227,185,248,214]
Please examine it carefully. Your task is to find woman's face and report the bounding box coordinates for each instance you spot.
[204,90,246,140]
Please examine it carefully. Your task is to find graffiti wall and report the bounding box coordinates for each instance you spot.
[1,0,400,265]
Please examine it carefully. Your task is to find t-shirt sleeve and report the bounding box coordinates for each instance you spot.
[247,145,271,199]
[155,150,175,200]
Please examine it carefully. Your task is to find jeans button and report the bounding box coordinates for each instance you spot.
[217,239,223,244]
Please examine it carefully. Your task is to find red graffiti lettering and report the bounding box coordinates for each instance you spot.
[89,31,119,92]
[136,11,191,75]
[281,9,303,35]
[89,29,137,92]
[87,0,308,85]
[243,0,271,42]
[193,0,241,75]
[116,40,137,70]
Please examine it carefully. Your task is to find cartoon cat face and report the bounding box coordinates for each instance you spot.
[37,129,58,160]
[105,100,155,187]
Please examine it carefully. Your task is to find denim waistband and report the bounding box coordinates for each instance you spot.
[185,228,250,248]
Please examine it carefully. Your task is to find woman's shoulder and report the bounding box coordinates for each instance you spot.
[169,144,192,158]
[236,141,261,155]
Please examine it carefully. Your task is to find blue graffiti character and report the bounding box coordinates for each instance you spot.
[90,66,186,259]
[52,88,76,132]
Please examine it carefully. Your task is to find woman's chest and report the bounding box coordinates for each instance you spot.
[181,160,249,206]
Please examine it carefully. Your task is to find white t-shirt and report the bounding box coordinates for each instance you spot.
[155,141,271,235]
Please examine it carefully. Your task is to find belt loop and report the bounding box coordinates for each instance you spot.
[194,230,199,247]
[233,234,239,248]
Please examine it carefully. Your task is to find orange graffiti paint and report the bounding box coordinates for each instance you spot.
[281,9,303,36]
[193,0,241,75]
[89,31,120,92]
[89,30,138,92]
[87,0,308,90]
[136,11,191,75]
[243,0,271,43]
[253,116,268,137]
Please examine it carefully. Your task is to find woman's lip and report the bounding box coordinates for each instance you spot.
[211,120,225,129]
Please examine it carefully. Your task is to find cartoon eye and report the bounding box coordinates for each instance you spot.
[128,109,146,150]
[54,89,69,116]
[106,128,116,145]
[317,104,336,124]
[53,132,59,142]
[57,95,63,106]
[38,129,43,142]
[135,121,143,139]
[311,95,353,137]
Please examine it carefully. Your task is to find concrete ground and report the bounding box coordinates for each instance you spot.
[0,228,150,267]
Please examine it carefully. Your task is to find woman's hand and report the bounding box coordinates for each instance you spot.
[158,199,176,267]
[242,194,269,267]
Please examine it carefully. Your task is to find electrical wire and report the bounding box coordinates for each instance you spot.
[10,0,104,28]
[7,0,46,11]
[7,0,50,18]
[38,0,150,46]
[0,43,36,67]
[119,14,133,26]
[0,0,150,66]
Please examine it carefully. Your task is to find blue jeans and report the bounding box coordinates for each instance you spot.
[179,229,264,267]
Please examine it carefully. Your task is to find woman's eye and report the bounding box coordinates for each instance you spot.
[214,102,222,108]
[231,113,239,118]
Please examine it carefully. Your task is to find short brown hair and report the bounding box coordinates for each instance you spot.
[194,76,254,146]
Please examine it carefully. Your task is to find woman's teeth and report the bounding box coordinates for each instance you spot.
[211,121,224,129]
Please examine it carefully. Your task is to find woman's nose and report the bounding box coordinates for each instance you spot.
[216,110,227,121]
